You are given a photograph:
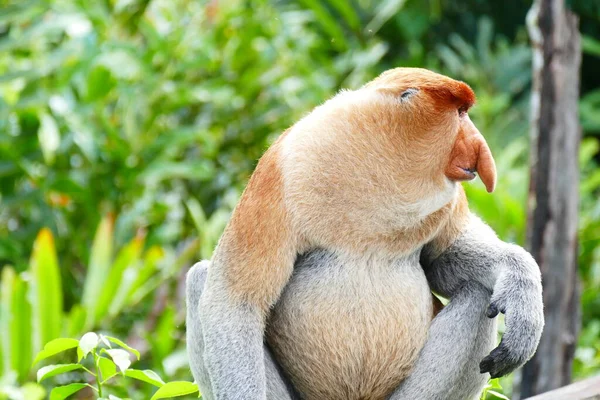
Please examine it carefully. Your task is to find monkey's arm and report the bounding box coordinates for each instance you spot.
[389,281,495,400]
[420,190,544,378]
[194,146,299,399]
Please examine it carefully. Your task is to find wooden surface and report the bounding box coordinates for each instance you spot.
[517,0,582,397]
[524,375,600,400]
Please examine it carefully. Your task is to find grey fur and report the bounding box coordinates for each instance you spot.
[389,281,496,400]
[186,261,299,400]
[421,215,544,378]
[186,214,544,399]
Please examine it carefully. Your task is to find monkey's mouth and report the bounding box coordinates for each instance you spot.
[460,167,477,180]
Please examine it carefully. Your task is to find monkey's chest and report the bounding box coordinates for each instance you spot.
[266,250,433,400]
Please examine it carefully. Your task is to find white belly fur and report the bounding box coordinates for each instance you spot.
[266,249,433,400]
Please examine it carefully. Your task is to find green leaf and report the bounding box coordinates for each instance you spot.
[185,198,207,236]
[78,332,99,360]
[141,161,214,184]
[96,49,142,80]
[366,0,408,35]
[30,228,63,355]
[95,237,144,324]
[33,338,79,365]
[582,35,600,57]
[82,215,114,328]
[124,246,163,307]
[38,112,60,165]
[299,0,347,50]
[20,382,46,400]
[86,66,116,100]
[103,349,131,372]
[580,137,600,168]
[107,266,137,318]
[150,381,199,400]
[1,267,16,378]
[148,306,175,362]
[102,335,140,360]
[49,383,90,400]
[487,390,509,400]
[37,363,83,382]
[124,369,165,387]
[327,0,361,31]
[1,267,33,381]
[98,356,117,383]
[490,378,503,389]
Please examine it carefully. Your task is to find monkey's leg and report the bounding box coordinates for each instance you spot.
[186,261,299,400]
[388,281,496,400]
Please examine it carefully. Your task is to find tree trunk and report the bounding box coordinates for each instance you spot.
[517,0,582,398]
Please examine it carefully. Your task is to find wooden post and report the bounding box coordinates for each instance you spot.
[516,0,582,398]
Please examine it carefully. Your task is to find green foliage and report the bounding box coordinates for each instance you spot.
[29,229,63,354]
[0,219,197,396]
[580,35,600,135]
[31,332,199,400]
[0,267,33,382]
[480,378,509,400]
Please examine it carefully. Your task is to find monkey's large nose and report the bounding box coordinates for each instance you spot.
[445,117,497,193]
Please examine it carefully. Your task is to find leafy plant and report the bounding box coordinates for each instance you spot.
[33,332,199,400]
[0,217,197,389]
[480,378,509,400]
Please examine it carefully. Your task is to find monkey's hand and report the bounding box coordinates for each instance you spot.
[423,212,544,379]
[479,244,544,378]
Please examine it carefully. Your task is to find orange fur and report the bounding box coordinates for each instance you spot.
[280,75,461,257]
[214,134,303,312]
[217,68,490,306]
[445,116,497,192]
[366,68,476,110]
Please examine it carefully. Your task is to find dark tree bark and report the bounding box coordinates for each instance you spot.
[517,0,582,398]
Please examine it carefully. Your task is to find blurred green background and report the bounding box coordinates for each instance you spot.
[0,0,599,398]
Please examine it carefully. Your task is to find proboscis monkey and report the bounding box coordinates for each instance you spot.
[186,68,544,400]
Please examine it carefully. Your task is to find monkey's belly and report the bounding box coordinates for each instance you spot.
[266,250,433,400]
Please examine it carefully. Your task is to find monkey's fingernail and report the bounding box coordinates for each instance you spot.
[479,357,494,374]
[486,304,499,318]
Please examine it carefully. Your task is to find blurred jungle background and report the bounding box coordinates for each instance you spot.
[0,0,599,399]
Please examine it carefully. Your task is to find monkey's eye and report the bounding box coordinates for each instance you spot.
[458,105,468,117]
[400,88,418,101]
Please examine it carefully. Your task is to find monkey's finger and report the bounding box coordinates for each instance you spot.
[479,354,495,375]
[479,345,514,378]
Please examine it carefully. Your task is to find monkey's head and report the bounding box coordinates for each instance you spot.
[364,67,496,193]
[281,68,497,250]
